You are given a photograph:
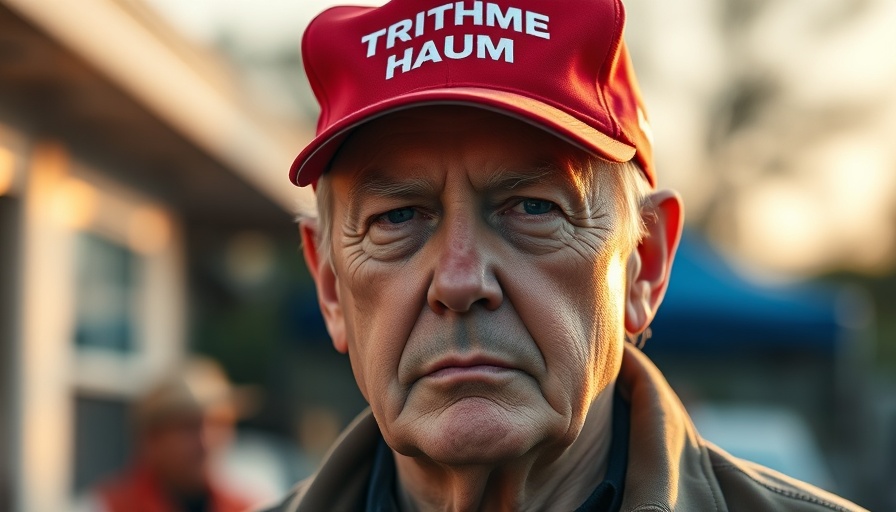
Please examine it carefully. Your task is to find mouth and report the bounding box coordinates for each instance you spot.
[421,355,519,382]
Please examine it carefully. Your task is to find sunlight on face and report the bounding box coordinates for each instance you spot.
[325,106,630,464]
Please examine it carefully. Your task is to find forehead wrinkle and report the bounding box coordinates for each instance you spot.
[481,164,555,192]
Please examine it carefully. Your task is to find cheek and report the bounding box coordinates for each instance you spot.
[588,252,626,387]
[338,258,429,410]
[507,249,626,410]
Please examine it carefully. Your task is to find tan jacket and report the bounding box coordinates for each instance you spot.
[267,345,867,511]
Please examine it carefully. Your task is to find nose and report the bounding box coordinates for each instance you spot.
[427,215,503,314]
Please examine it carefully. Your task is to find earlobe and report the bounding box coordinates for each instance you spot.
[300,222,348,354]
[624,189,684,335]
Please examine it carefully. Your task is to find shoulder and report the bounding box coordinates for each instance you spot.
[704,443,868,512]
[253,409,380,512]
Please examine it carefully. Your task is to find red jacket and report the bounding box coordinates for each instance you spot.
[98,465,252,512]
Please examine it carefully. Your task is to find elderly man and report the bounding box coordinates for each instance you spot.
[270,0,867,510]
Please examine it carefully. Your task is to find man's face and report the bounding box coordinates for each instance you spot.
[143,412,208,492]
[320,106,631,464]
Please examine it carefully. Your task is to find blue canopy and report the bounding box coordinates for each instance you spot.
[647,232,845,354]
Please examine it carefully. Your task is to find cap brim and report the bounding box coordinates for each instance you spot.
[290,87,636,187]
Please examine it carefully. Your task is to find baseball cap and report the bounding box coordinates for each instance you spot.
[290,0,655,188]
[133,358,260,431]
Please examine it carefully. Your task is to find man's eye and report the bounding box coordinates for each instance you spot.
[383,207,415,224]
[514,199,556,215]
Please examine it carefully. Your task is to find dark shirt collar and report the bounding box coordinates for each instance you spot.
[365,390,630,512]
[365,431,401,512]
[574,390,629,512]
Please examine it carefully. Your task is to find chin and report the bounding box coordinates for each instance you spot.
[396,397,550,465]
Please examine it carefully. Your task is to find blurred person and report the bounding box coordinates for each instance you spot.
[295,407,343,465]
[86,358,255,512]
[268,0,868,510]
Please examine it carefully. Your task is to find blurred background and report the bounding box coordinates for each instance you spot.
[0,0,893,510]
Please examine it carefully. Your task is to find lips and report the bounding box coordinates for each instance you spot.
[419,354,519,381]
[399,316,544,387]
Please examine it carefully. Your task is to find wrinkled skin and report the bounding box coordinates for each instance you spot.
[302,106,683,511]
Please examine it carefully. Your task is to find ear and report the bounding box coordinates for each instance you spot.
[625,189,684,335]
[300,221,348,354]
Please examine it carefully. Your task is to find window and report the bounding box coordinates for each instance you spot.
[74,232,139,353]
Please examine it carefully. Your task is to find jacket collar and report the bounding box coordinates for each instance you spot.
[618,344,727,511]
[289,408,381,511]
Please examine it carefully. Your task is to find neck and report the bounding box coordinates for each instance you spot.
[393,384,616,512]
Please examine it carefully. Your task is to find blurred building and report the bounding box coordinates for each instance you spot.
[0,1,312,510]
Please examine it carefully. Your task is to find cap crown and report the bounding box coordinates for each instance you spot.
[294,0,654,187]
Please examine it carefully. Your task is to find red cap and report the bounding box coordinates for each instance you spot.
[291,0,655,188]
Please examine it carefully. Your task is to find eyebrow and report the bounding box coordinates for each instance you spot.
[343,162,582,224]
[349,164,559,202]
[348,173,435,203]
[488,162,595,215]
[345,173,436,224]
